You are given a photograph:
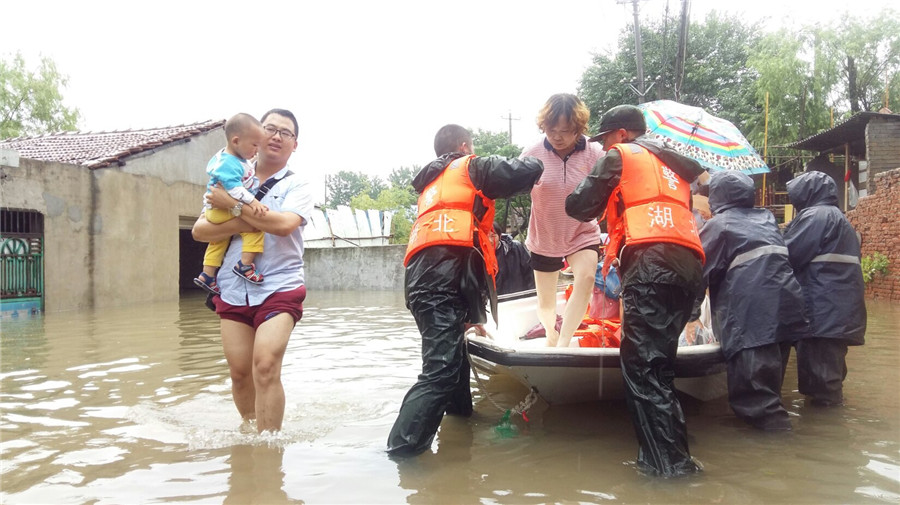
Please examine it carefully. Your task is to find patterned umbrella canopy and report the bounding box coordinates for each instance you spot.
[638,100,769,174]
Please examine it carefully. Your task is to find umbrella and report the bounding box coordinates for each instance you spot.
[638,100,769,174]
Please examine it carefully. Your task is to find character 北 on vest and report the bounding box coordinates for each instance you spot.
[602,143,705,276]
[405,154,499,305]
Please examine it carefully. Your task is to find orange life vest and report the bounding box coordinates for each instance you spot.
[563,284,622,348]
[603,143,704,275]
[404,155,498,282]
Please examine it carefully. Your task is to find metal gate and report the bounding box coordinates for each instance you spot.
[1,209,44,316]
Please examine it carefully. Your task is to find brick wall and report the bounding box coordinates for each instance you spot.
[866,118,900,175]
[847,167,900,301]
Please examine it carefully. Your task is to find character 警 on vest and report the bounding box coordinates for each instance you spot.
[565,105,706,477]
[602,142,704,276]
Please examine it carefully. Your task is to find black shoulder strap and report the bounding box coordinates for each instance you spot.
[254,170,294,201]
[204,169,294,313]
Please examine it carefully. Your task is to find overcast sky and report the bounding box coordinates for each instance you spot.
[3,0,895,201]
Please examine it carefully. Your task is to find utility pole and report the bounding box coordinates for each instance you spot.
[617,0,651,102]
[500,109,520,144]
[673,0,690,100]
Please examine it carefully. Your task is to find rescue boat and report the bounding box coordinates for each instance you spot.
[466,289,727,405]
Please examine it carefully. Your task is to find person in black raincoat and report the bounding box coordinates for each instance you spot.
[387,125,543,456]
[565,105,705,477]
[688,171,809,430]
[491,223,536,296]
[783,170,866,406]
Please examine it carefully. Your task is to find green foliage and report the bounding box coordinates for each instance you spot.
[473,128,523,158]
[745,10,900,146]
[1,52,80,138]
[861,252,890,284]
[815,13,900,114]
[349,186,417,244]
[579,12,762,134]
[470,128,530,237]
[341,170,419,244]
[389,212,414,245]
[324,170,386,208]
[746,30,829,144]
[678,12,762,124]
[577,7,899,150]
[388,166,418,190]
[350,185,416,212]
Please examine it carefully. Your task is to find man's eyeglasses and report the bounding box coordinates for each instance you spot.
[263,124,296,140]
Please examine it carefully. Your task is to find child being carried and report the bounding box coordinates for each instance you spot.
[194,113,268,294]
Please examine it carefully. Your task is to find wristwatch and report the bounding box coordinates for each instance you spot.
[230,202,244,217]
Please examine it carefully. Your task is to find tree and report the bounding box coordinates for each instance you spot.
[350,185,418,244]
[472,128,522,158]
[336,165,420,244]
[471,128,531,238]
[745,8,900,149]
[388,165,418,190]
[677,12,763,125]
[324,170,385,208]
[579,12,763,134]
[814,11,900,115]
[745,30,834,146]
[1,52,80,138]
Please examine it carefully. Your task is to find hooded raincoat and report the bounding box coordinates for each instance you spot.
[783,171,866,405]
[387,152,543,456]
[783,171,866,345]
[566,135,704,477]
[699,171,809,429]
[701,171,809,360]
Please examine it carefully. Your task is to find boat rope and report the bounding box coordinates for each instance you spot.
[464,327,540,422]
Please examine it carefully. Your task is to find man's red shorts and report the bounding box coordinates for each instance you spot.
[213,286,306,329]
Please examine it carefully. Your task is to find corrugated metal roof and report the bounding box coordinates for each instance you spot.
[0,119,225,169]
[781,111,899,157]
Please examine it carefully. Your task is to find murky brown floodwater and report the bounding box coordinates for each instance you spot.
[1,291,898,504]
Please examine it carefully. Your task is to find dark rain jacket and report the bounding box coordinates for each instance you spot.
[783,171,866,345]
[495,234,535,296]
[406,152,543,324]
[699,171,809,360]
[565,136,705,292]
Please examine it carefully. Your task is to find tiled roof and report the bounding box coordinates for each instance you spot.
[0,119,225,169]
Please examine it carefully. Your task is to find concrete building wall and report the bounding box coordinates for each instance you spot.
[847,167,900,302]
[303,245,405,291]
[2,126,414,312]
[1,129,223,312]
[2,158,94,313]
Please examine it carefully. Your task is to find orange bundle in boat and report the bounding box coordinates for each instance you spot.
[575,318,621,348]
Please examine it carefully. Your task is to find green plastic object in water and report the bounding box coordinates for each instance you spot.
[494,409,518,438]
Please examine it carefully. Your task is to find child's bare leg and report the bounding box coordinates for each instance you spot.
[201,265,218,278]
[240,252,258,266]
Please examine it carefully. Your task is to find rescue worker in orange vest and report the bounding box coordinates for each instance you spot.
[565,105,706,477]
[387,124,543,457]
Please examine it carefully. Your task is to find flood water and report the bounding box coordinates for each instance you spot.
[1,291,898,504]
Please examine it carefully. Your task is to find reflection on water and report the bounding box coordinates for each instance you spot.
[1,292,898,504]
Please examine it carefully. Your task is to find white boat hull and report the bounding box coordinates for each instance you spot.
[467,290,727,405]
